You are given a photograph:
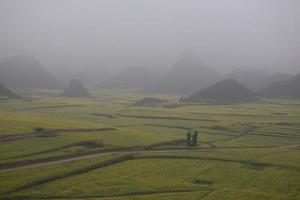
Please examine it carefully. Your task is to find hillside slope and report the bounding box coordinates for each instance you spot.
[185,79,256,102]
[0,55,63,89]
[148,50,220,94]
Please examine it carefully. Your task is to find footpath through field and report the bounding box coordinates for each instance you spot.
[1,144,299,172]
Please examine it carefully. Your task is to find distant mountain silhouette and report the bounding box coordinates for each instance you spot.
[227,68,270,91]
[62,79,91,97]
[0,82,20,99]
[185,79,256,102]
[259,73,300,98]
[147,50,220,94]
[132,97,166,107]
[260,72,293,89]
[72,66,115,86]
[0,55,63,89]
[98,67,160,89]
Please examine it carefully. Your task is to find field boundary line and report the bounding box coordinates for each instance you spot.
[1,144,299,172]
[0,127,116,143]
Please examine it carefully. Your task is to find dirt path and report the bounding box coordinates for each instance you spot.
[0,128,116,143]
[1,144,299,172]
[0,132,35,142]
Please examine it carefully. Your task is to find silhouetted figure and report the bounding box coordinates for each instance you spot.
[186,130,192,146]
[192,130,198,146]
[186,130,198,147]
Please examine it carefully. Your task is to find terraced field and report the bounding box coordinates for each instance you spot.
[0,89,299,200]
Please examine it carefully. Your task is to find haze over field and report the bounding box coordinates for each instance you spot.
[1,1,300,200]
[0,0,299,81]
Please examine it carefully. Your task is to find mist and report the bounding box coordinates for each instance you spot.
[0,0,299,78]
[1,1,300,197]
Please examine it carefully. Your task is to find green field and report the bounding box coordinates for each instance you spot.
[0,89,299,200]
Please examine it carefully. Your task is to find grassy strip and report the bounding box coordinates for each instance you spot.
[92,189,212,200]
[250,133,300,139]
[3,154,135,196]
[143,124,190,130]
[0,138,190,170]
[2,143,295,171]
[0,147,141,170]
[0,133,35,142]
[40,127,116,134]
[137,155,300,171]
[91,113,115,119]
[0,127,116,143]
[18,104,86,110]
[12,189,213,200]
[8,139,189,163]
[256,130,300,137]
[145,139,186,149]
[4,153,300,198]
[117,114,217,122]
[211,125,256,144]
[7,140,104,160]
[190,111,300,118]
[190,112,265,117]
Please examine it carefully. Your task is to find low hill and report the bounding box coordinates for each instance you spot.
[73,65,116,86]
[61,79,91,97]
[98,67,160,90]
[227,68,270,91]
[259,73,300,98]
[185,79,256,102]
[0,55,63,89]
[132,97,166,107]
[0,82,21,99]
[147,50,220,94]
[260,72,293,90]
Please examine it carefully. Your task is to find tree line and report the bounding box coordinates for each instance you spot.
[186,130,198,147]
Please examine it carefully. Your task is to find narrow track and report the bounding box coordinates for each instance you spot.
[1,144,298,172]
[0,128,116,143]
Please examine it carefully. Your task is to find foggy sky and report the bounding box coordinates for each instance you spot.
[0,0,299,76]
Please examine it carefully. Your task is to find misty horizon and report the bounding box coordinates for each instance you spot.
[1,2,300,199]
[0,0,299,78]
